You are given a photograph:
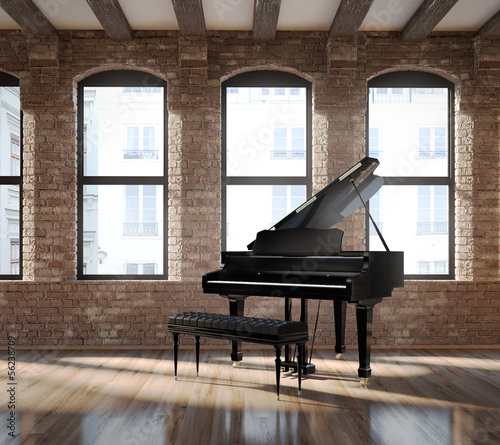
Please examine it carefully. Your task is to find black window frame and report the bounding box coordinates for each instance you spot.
[77,70,167,280]
[221,71,312,251]
[0,72,22,280]
[367,71,455,280]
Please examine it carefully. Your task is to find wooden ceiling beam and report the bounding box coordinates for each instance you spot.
[400,0,460,42]
[172,0,206,36]
[329,0,374,37]
[0,0,55,37]
[86,0,133,40]
[253,0,281,41]
[476,9,500,37]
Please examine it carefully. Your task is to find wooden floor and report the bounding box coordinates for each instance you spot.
[1,348,500,445]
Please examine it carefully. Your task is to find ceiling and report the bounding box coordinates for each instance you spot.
[0,0,498,42]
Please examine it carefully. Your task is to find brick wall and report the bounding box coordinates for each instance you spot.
[0,30,499,348]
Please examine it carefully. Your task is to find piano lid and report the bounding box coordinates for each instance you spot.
[269,157,383,231]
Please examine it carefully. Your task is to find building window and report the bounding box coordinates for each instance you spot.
[222,71,311,250]
[0,74,21,279]
[124,125,158,159]
[77,71,167,279]
[124,185,158,236]
[417,185,448,235]
[418,126,446,159]
[271,127,306,160]
[367,71,454,279]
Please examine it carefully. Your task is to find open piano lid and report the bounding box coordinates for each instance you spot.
[248,157,383,252]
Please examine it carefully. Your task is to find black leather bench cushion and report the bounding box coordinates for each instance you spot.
[168,312,308,343]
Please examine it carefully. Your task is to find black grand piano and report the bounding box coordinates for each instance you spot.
[203,157,404,383]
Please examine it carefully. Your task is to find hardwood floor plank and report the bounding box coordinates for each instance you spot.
[1,348,499,444]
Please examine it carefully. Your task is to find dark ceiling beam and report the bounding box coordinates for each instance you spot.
[253,0,281,41]
[86,0,133,40]
[0,0,55,37]
[476,9,500,37]
[172,0,206,36]
[329,0,375,37]
[400,0,460,42]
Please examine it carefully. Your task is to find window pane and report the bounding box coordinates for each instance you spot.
[0,185,20,274]
[226,87,307,177]
[0,87,21,176]
[227,185,306,250]
[368,87,448,176]
[83,185,163,275]
[83,87,164,176]
[369,186,448,275]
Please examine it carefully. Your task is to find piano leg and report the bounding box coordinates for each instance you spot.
[228,295,246,364]
[355,303,374,385]
[334,300,347,358]
[283,297,293,370]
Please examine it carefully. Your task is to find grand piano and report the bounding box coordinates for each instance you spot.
[203,157,404,383]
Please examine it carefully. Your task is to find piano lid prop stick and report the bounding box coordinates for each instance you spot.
[309,300,321,364]
[349,176,390,252]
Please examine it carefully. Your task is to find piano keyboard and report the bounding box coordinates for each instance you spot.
[207,280,347,289]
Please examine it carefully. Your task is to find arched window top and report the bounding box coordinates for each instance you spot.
[369,71,453,88]
[223,70,310,87]
[0,72,19,86]
[79,70,166,87]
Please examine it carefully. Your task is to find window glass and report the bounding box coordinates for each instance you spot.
[223,72,311,251]
[82,185,163,275]
[368,72,453,278]
[369,87,448,177]
[0,79,21,278]
[83,86,163,176]
[369,185,448,275]
[78,71,166,279]
[226,184,306,250]
[226,86,307,177]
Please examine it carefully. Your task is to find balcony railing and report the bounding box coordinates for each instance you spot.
[124,222,158,236]
[270,151,306,160]
[417,221,447,235]
[123,150,158,160]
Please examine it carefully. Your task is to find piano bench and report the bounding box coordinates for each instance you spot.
[167,312,309,400]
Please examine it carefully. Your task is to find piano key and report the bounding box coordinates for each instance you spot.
[206,280,347,289]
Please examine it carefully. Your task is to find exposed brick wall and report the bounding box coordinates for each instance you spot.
[0,30,499,348]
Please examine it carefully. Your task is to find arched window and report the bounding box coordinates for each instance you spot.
[367,71,454,279]
[222,71,312,250]
[77,71,167,279]
[0,73,21,279]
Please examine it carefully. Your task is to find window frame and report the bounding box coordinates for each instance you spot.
[221,71,312,251]
[367,71,455,280]
[0,72,22,280]
[77,70,167,280]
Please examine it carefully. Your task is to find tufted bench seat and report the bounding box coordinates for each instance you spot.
[168,312,309,399]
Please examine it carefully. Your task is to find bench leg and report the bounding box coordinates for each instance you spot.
[195,335,200,376]
[173,333,179,380]
[274,345,281,400]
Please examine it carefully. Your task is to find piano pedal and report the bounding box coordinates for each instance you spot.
[232,361,241,368]
[292,372,299,377]
[282,370,293,376]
